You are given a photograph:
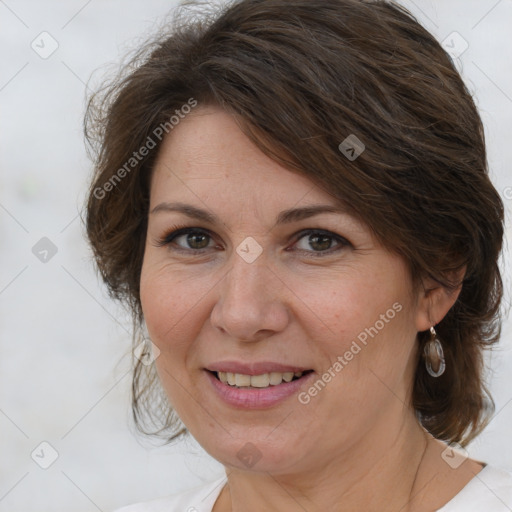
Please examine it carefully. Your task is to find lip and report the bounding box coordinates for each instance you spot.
[206,361,312,375]
[205,369,316,409]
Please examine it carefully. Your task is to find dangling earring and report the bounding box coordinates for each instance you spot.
[424,326,446,377]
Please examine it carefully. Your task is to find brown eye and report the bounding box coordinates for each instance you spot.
[292,229,350,256]
[183,231,210,250]
[157,227,215,252]
[307,233,334,251]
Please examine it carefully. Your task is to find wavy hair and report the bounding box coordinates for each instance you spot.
[84,0,504,445]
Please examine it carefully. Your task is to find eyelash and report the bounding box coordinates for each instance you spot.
[154,224,351,257]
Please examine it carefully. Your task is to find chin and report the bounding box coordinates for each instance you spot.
[194,428,307,474]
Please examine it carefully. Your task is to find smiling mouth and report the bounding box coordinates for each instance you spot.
[209,370,314,388]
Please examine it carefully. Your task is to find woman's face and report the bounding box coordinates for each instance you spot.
[140,105,432,474]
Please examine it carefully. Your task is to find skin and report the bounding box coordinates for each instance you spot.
[140,105,483,512]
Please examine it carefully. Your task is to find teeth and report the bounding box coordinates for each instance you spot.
[217,371,304,388]
[235,373,251,387]
[269,372,283,385]
[282,372,294,382]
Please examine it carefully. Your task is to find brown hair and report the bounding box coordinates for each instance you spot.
[84,0,504,446]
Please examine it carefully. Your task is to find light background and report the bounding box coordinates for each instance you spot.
[0,0,511,511]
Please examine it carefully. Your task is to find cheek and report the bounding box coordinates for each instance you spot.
[139,264,203,411]
[301,265,407,334]
[304,262,416,375]
[139,262,202,353]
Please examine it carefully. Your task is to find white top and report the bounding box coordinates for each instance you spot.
[113,464,512,512]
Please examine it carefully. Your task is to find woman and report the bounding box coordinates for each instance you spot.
[85,0,512,510]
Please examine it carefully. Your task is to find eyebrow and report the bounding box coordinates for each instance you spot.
[150,201,347,225]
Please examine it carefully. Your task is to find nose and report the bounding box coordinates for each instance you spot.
[210,249,290,342]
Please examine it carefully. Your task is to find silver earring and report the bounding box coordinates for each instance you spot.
[424,326,446,377]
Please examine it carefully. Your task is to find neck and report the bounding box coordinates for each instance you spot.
[217,414,431,512]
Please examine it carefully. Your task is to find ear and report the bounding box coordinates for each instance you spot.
[414,267,466,332]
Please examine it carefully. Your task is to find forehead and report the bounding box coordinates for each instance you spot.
[147,106,383,250]
[150,105,341,207]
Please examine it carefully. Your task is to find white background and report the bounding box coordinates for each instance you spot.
[1,1,511,511]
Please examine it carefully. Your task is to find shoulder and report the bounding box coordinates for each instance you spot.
[439,464,512,511]
[112,475,227,512]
